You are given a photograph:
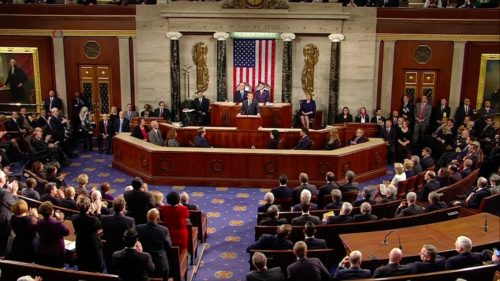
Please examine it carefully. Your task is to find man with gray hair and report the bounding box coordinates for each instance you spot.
[258,192,275,213]
[445,236,484,269]
[148,121,164,146]
[373,248,414,277]
[324,189,343,210]
[411,155,423,174]
[426,191,447,212]
[453,177,491,209]
[490,173,500,194]
[353,202,378,222]
[396,192,424,217]
[180,191,198,210]
[407,244,445,273]
[334,250,371,280]
[293,189,318,212]
[247,251,284,281]
[326,202,353,224]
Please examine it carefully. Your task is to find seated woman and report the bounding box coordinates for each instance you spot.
[45,165,66,188]
[131,118,149,141]
[355,107,370,123]
[140,104,154,117]
[7,199,38,263]
[373,162,406,199]
[299,93,316,129]
[267,129,280,149]
[35,201,69,268]
[403,159,415,178]
[100,182,114,201]
[166,128,180,147]
[159,191,190,252]
[337,107,353,123]
[325,127,341,150]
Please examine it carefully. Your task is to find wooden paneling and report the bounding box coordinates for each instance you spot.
[461,42,500,107]
[391,41,453,110]
[211,103,293,128]
[64,36,121,116]
[0,36,55,108]
[112,133,387,188]
[377,8,500,35]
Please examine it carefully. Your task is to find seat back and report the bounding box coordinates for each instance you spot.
[404,175,418,193]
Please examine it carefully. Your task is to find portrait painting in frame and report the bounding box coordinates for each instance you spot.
[0,47,42,112]
[476,54,500,112]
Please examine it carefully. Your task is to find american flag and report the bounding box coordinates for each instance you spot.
[233,39,276,101]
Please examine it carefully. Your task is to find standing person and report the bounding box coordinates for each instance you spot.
[72,92,86,133]
[98,114,113,154]
[154,101,171,121]
[413,95,432,143]
[125,103,138,121]
[124,177,155,225]
[79,106,95,151]
[299,93,316,129]
[396,119,412,162]
[287,241,331,281]
[35,201,69,268]
[239,92,260,116]
[48,107,76,158]
[192,90,210,126]
[0,173,17,256]
[43,90,63,113]
[113,111,131,134]
[137,208,172,280]
[454,98,475,127]
[71,196,104,272]
[8,199,38,263]
[431,98,451,131]
[112,228,155,281]
[159,191,190,252]
[400,94,414,125]
[3,58,27,100]
[379,119,397,164]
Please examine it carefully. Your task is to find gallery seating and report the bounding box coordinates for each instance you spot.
[189,210,208,242]
[460,193,500,217]
[248,248,334,274]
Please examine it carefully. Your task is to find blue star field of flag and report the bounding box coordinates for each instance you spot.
[233,40,256,67]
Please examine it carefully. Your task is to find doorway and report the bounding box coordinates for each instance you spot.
[78,65,112,123]
[403,70,437,105]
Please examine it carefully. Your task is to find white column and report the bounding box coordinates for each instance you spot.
[380,40,395,113]
[52,34,68,112]
[118,36,131,109]
[449,42,466,111]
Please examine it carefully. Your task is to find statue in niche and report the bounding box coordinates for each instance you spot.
[301,44,319,93]
[192,42,209,92]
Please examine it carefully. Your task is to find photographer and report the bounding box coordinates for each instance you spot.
[79,107,96,151]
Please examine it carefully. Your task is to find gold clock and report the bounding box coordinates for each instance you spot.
[245,0,265,8]
[84,41,102,59]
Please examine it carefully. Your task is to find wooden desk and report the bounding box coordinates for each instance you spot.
[235,115,262,130]
[112,134,387,187]
[211,102,292,128]
[340,213,500,262]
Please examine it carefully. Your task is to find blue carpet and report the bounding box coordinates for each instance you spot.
[61,147,393,281]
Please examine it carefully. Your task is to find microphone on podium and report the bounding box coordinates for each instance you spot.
[484,214,488,232]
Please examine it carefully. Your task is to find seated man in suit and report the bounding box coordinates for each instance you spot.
[287,241,331,281]
[247,224,293,251]
[293,127,312,150]
[324,189,343,210]
[292,173,317,206]
[445,235,484,269]
[418,170,441,202]
[353,202,378,222]
[292,189,318,212]
[326,202,354,224]
[234,82,249,103]
[348,128,368,146]
[113,111,131,134]
[453,177,491,209]
[425,191,447,212]
[395,192,424,217]
[291,203,321,226]
[271,174,292,200]
[353,188,376,207]
[193,127,212,148]
[317,171,339,209]
[407,244,445,274]
[260,205,287,226]
[254,82,270,104]
[340,170,360,194]
[334,250,371,280]
[148,121,164,146]
[420,147,435,170]
[239,92,260,116]
[247,251,284,281]
[112,228,155,281]
[154,101,171,121]
[30,127,69,166]
[373,248,414,277]
[258,192,276,213]
[180,191,198,210]
[59,187,78,211]
[303,222,327,250]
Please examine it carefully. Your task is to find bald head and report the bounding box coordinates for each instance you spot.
[147,208,160,223]
[389,248,403,264]
[252,252,267,270]
[349,250,363,266]
[293,241,308,258]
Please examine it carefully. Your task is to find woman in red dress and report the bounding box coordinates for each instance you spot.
[159,191,189,252]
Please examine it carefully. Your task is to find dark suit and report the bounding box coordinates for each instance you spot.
[379,127,397,164]
[102,213,135,273]
[291,214,321,226]
[432,105,451,129]
[334,267,371,280]
[395,204,424,217]
[193,135,211,148]
[60,198,78,210]
[294,135,312,150]
[48,115,66,141]
[43,96,63,112]
[373,263,414,277]
[131,125,150,140]
[426,201,447,212]
[71,212,104,272]
[112,247,155,281]
[291,184,317,206]
[400,101,414,123]
[260,217,288,226]
[348,135,368,145]
[326,215,352,224]
[317,182,339,209]
[454,104,475,126]
[192,97,210,125]
[418,179,441,201]
[445,252,484,269]
[465,188,490,209]
[287,257,331,281]
[271,186,292,199]
[258,203,273,213]
[98,120,113,153]
[137,222,172,278]
[304,237,327,250]
[420,156,435,170]
[247,267,283,281]
[234,90,249,103]
[241,99,260,115]
[247,234,293,251]
[154,108,171,121]
[255,89,270,103]
[340,182,360,193]
[113,118,130,134]
[5,65,27,100]
[292,203,318,212]
[353,213,378,222]
[0,188,16,256]
[408,255,445,273]
[324,201,343,210]
[123,189,155,225]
